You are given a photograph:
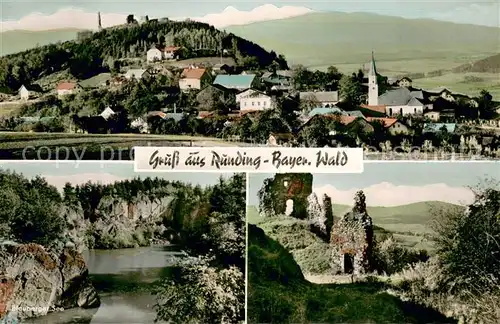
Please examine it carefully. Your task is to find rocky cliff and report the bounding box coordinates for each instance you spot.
[61,193,174,252]
[0,242,99,320]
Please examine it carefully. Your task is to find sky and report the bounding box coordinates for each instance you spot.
[0,161,234,189]
[1,0,499,29]
[248,162,500,207]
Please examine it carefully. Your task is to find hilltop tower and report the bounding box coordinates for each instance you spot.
[368,51,378,106]
[98,12,102,31]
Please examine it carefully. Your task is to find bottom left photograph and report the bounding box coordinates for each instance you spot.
[0,161,246,324]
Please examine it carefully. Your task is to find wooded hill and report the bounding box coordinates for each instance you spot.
[0,18,288,93]
[453,53,500,74]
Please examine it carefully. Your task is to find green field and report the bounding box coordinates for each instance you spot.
[0,132,240,159]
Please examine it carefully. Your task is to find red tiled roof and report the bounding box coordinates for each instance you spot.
[56,82,77,90]
[148,111,167,119]
[239,110,261,117]
[321,114,357,125]
[360,104,386,114]
[198,111,213,118]
[164,46,181,52]
[367,117,398,128]
[181,68,207,80]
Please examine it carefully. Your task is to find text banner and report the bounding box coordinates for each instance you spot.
[134,147,363,173]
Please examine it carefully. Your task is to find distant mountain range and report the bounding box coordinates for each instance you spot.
[226,12,500,68]
[248,200,464,229]
[2,10,499,70]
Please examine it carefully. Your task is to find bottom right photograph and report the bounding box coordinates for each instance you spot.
[247,162,500,324]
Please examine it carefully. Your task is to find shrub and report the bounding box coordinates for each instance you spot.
[154,257,244,323]
[373,237,429,275]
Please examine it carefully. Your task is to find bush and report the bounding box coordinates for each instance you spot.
[373,237,429,275]
[154,257,244,323]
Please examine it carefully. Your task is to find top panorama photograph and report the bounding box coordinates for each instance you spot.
[0,1,499,160]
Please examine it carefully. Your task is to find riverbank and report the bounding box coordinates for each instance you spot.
[25,246,184,324]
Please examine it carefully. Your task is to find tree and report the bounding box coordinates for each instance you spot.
[477,89,496,119]
[432,182,500,312]
[339,74,363,107]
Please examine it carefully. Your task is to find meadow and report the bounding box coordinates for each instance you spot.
[0,132,241,159]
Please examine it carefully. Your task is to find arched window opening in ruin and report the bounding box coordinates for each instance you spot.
[285,199,294,216]
[283,180,288,187]
[343,254,354,274]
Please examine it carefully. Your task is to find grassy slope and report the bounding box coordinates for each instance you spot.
[248,224,455,323]
[0,29,82,56]
[247,201,463,262]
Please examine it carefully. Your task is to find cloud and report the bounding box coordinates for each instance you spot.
[42,172,127,191]
[313,182,475,207]
[177,4,314,28]
[0,4,314,32]
[429,3,500,27]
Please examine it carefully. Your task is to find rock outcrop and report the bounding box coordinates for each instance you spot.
[61,194,174,251]
[0,242,100,320]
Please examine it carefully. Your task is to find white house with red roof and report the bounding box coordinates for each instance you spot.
[147,46,182,62]
[179,68,210,91]
[56,81,79,97]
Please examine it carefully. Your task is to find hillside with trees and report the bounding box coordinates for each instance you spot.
[0,16,288,93]
[453,53,500,74]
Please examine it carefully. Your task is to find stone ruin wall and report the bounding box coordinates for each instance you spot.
[270,173,313,219]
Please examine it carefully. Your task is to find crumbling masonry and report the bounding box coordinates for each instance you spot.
[330,191,374,275]
[268,173,313,219]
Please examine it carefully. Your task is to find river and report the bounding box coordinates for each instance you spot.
[25,246,184,324]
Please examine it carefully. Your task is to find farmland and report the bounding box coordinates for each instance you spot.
[0,132,242,159]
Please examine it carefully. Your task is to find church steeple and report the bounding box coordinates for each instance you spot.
[368,51,377,77]
[98,12,102,31]
[368,51,379,106]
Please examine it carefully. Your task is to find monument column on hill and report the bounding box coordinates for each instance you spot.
[98,12,103,31]
[368,51,379,106]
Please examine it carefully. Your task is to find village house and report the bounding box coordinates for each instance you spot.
[396,77,412,88]
[100,107,115,120]
[299,91,339,107]
[212,63,233,75]
[308,107,347,118]
[179,67,210,91]
[124,69,151,81]
[146,46,182,62]
[261,70,292,90]
[240,90,274,111]
[214,74,257,91]
[346,110,366,119]
[268,132,295,146]
[424,110,440,121]
[18,84,42,100]
[367,117,412,135]
[56,81,79,97]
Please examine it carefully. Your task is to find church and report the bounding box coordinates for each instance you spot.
[363,53,433,117]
